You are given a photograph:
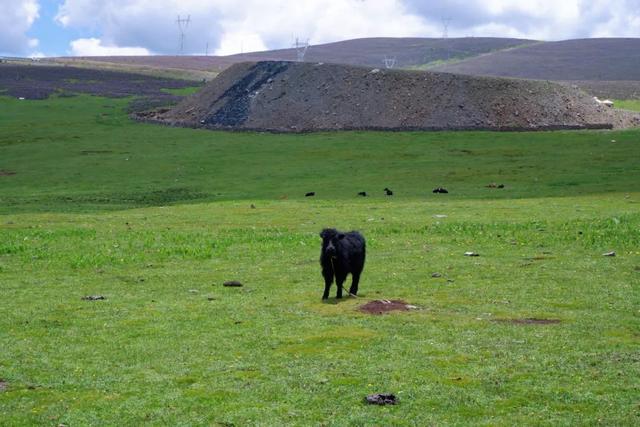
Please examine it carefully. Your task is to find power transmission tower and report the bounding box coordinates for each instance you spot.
[441,17,452,60]
[383,55,396,69]
[176,15,191,54]
[293,37,309,61]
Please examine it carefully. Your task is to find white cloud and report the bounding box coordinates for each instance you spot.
[69,38,151,56]
[54,0,640,56]
[0,0,40,56]
[56,0,430,56]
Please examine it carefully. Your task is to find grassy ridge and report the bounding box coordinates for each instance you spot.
[1,95,639,425]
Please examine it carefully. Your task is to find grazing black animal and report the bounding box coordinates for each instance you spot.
[433,187,449,194]
[305,192,315,197]
[384,188,393,196]
[319,228,366,299]
[358,191,367,197]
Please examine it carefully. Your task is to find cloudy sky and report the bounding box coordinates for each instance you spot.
[2,0,639,57]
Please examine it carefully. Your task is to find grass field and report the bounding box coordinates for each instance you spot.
[614,99,640,112]
[1,95,639,425]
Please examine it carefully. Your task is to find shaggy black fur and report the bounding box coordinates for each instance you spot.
[319,228,366,299]
[384,188,393,196]
[358,191,367,197]
[305,192,315,197]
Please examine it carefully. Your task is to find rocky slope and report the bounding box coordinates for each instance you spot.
[142,61,640,132]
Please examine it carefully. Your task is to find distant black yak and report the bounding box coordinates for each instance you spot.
[433,187,449,194]
[358,191,367,197]
[319,228,366,299]
[305,192,316,197]
[384,188,393,196]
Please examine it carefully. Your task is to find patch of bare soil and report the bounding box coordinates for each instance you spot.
[81,295,106,301]
[365,393,397,405]
[143,61,640,132]
[0,379,7,392]
[359,299,416,315]
[223,280,243,287]
[493,318,561,325]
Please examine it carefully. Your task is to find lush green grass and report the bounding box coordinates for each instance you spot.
[1,95,639,425]
[614,99,640,112]
[2,95,639,214]
[161,86,203,96]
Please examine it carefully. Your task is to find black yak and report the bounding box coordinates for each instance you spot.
[319,228,366,299]
[384,188,393,196]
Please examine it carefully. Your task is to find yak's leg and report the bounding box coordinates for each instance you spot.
[349,271,361,296]
[322,268,333,300]
[335,273,347,299]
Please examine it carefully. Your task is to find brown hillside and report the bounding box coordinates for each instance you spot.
[433,38,640,81]
[56,37,533,74]
[141,61,640,132]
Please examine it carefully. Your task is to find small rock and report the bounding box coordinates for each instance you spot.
[207,297,216,301]
[433,214,447,218]
[431,272,442,278]
[603,251,616,257]
[365,393,397,405]
[223,280,243,287]
[464,252,479,257]
[188,289,199,293]
[81,295,105,301]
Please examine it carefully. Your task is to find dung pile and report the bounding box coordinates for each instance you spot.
[141,61,640,132]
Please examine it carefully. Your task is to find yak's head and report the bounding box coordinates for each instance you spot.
[320,228,345,258]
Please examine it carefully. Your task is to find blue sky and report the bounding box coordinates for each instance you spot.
[26,1,77,56]
[2,0,639,57]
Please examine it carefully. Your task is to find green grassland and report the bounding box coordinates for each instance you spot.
[614,99,640,112]
[1,95,639,425]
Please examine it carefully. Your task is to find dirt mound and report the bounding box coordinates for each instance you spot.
[359,300,415,315]
[143,61,640,132]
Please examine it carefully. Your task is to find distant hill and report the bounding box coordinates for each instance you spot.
[52,37,534,78]
[432,38,640,81]
[140,61,640,132]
